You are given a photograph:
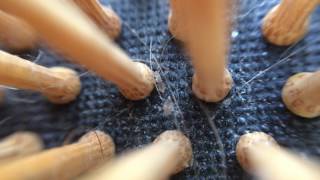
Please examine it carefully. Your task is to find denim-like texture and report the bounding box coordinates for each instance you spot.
[0,0,319,179]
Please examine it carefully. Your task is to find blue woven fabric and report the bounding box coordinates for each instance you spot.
[0,0,320,179]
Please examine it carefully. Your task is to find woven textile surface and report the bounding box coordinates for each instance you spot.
[0,0,320,179]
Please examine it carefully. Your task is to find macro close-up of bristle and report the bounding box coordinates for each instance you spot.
[0,0,319,179]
